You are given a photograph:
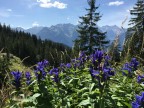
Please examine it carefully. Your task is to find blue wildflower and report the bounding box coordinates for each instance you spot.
[60,63,65,71]
[34,60,49,81]
[104,55,111,67]
[90,66,114,82]
[25,72,31,85]
[49,68,59,83]
[122,63,132,76]
[49,68,59,75]
[132,101,140,108]
[79,51,86,59]
[94,50,103,63]
[90,50,104,70]
[66,63,71,68]
[53,71,59,83]
[137,75,144,83]
[11,71,22,89]
[130,58,139,70]
[89,66,99,79]
[102,67,115,81]
[132,92,144,108]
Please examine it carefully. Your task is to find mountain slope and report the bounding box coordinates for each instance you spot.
[37,23,78,46]
[100,25,127,45]
[17,24,127,47]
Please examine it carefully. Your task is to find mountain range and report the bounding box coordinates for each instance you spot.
[15,23,127,47]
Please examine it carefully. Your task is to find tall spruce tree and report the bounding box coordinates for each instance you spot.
[74,0,109,53]
[123,0,144,58]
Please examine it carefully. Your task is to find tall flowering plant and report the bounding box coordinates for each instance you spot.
[11,71,22,90]
[122,58,139,77]
[34,60,49,81]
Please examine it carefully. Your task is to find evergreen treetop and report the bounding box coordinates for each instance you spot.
[74,0,109,54]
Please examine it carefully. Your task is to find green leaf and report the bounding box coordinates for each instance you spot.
[29,80,37,86]
[32,93,41,98]
[61,81,66,87]
[122,76,127,83]
[68,79,73,84]
[117,102,123,106]
[78,99,90,106]
[90,83,95,92]
[123,102,131,108]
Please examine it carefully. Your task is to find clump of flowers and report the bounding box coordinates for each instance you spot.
[132,92,144,108]
[130,58,139,70]
[122,58,139,77]
[70,51,87,70]
[34,59,49,81]
[137,75,144,84]
[90,66,115,82]
[49,68,59,83]
[25,72,31,85]
[11,71,22,90]
[89,50,115,83]
[90,50,104,69]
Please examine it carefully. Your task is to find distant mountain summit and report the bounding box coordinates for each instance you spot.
[26,26,43,34]
[15,24,127,47]
[37,23,77,46]
[100,25,127,45]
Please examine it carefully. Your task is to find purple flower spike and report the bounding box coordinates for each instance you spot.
[130,58,139,70]
[49,68,59,83]
[35,60,49,81]
[137,75,144,83]
[25,72,31,85]
[11,71,22,89]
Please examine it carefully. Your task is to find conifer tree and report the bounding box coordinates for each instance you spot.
[123,0,144,58]
[74,0,109,53]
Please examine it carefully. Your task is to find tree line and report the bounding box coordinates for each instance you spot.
[0,24,73,66]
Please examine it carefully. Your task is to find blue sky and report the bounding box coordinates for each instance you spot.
[0,0,137,28]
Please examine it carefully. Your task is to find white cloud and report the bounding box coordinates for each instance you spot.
[126,8,133,13]
[37,0,67,9]
[37,0,51,3]
[126,9,130,12]
[32,22,39,27]
[66,17,70,20]
[108,1,124,6]
[7,9,12,12]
